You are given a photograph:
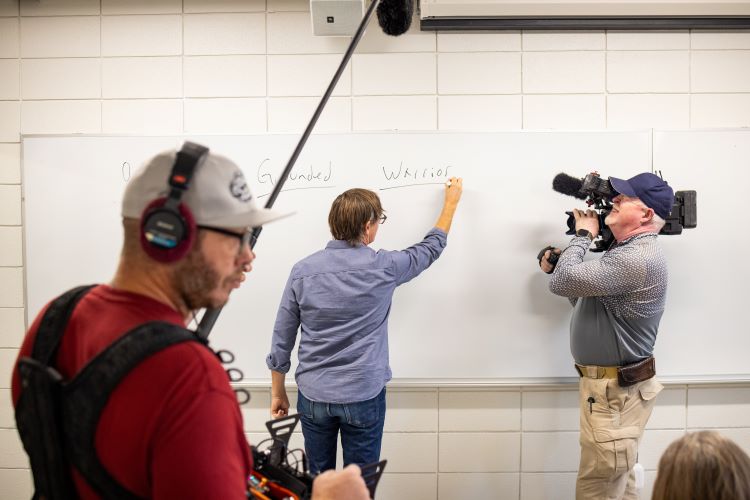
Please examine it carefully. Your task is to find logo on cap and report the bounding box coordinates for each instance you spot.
[230,171,253,202]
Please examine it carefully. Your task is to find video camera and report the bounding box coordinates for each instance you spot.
[539,172,697,266]
[555,172,618,252]
[248,413,387,500]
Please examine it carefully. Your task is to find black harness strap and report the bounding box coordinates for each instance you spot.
[16,287,208,500]
[31,285,96,363]
[62,322,203,499]
[16,285,95,500]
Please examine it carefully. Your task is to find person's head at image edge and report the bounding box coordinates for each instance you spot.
[652,430,750,500]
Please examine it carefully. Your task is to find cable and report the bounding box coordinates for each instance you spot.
[285,448,307,474]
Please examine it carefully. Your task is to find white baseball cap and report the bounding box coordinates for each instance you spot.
[122,148,291,229]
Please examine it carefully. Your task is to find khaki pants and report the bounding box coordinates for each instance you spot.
[576,375,663,500]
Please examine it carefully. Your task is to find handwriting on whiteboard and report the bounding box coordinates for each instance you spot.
[255,158,335,198]
[379,161,453,191]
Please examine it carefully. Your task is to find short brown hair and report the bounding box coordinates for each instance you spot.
[652,431,750,500]
[328,189,383,246]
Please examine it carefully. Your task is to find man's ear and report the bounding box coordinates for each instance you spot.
[642,207,655,224]
[362,220,372,243]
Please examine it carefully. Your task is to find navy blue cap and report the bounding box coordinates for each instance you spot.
[608,173,674,219]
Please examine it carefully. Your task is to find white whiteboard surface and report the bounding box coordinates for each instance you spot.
[21,131,749,382]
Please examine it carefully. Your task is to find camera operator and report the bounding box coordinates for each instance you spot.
[539,172,674,500]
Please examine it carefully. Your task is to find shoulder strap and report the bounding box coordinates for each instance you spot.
[16,285,95,500]
[61,321,204,499]
[31,285,96,364]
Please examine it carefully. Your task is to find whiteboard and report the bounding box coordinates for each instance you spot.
[21,131,750,382]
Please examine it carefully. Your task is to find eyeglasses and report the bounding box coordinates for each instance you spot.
[377,214,387,224]
[198,225,252,252]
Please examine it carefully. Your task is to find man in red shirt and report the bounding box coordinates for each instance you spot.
[12,145,370,500]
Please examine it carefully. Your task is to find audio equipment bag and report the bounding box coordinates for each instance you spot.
[248,414,387,500]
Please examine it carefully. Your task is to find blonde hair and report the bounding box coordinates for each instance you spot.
[328,189,383,246]
[652,431,750,500]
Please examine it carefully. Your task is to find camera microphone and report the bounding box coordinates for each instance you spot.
[552,173,588,200]
[377,0,415,36]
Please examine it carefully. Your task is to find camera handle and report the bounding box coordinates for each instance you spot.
[537,246,559,274]
[564,210,615,253]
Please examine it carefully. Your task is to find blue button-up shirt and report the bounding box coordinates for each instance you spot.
[266,228,448,403]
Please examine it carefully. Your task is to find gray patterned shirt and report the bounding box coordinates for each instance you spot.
[549,233,668,366]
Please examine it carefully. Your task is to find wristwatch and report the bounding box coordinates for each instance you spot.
[576,229,595,241]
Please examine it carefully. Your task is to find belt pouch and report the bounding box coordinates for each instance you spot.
[617,357,655,387]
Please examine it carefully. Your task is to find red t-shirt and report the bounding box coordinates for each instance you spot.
[12,285,253,499]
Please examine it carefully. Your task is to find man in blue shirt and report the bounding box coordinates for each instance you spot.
[266,178,463,473]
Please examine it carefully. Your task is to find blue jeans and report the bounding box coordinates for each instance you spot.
[297,388,386,474]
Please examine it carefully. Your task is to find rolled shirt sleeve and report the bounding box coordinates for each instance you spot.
[266,273,300,374]
[392,228,447,286]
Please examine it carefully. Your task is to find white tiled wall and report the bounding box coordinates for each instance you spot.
[1,1,749,498]
[233,385,750,499]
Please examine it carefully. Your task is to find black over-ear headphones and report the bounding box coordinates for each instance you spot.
[140,142,210,263]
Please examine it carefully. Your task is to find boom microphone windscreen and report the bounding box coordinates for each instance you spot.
[552,173,587,200]
[377,0,414,36]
